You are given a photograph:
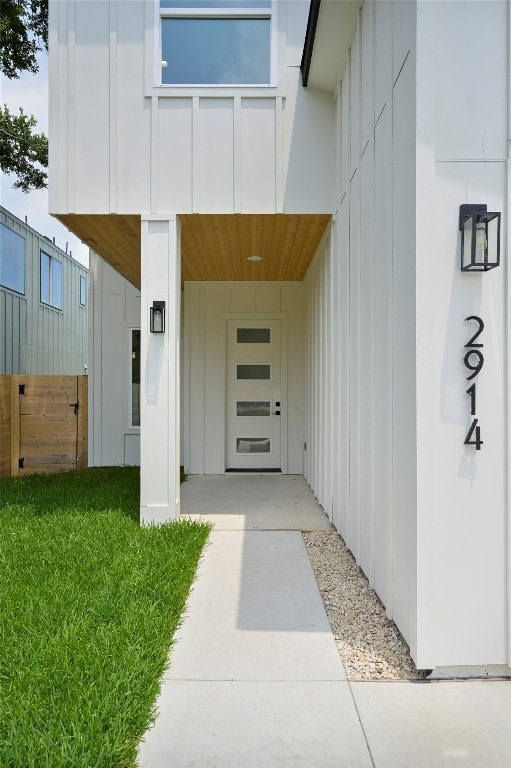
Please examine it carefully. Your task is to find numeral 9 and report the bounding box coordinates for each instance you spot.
[464,349,484,380]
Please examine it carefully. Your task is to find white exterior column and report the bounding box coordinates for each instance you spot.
[140,215,181,524]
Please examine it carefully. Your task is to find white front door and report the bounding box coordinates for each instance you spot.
[226,320,281,470]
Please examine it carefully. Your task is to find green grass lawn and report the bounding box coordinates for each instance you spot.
[0,467,210,767]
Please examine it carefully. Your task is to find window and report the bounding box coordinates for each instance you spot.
[160,1,273,85]
[236,437,271,453]
[131,330,141,428]
[237,327,271,343]
[236,364,271,380]
[0,223,25,294]
[80,275,87,306]
[40,251,63,309]
[236,401,271,417]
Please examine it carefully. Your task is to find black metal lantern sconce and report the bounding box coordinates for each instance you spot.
[459,204,501,272]
[150,300,166,333]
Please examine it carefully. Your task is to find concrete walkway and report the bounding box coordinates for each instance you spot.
[138,475,511,768]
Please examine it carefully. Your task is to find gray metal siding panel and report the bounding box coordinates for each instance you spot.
[1,207,88,375]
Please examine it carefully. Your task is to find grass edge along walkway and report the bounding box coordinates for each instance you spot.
[0,466,211,768]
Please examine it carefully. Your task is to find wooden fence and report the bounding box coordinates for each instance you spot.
[0,375,88,479]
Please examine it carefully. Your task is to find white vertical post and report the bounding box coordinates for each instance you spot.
[140,215,181,524]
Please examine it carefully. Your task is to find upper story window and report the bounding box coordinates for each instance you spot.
[80,275,87,306]
[40,250,63,310]
[160,1,273,86]
[0,223,25,294]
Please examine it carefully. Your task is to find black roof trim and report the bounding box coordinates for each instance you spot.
[300,0,321,87]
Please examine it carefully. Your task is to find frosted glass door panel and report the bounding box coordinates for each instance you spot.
[236,364,271,380]
[236,401,271,417]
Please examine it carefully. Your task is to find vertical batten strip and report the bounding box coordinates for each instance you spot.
[48,0,59,213]
[275,97,284,213]
[144,0,156,94]
[304,276,310,481]
[321,241,328,515]
[233,96,242,212]
[109,0,118,212]
[335,212,346,534]
[183,283,192,472]
[67,0,76,212]
[313,259,319,500]
[321,245,328,513]
[506,0,511,668]
[192,97,200,212]
[150,97,159,213]
[386,110,394,619]
[328,228,336,521]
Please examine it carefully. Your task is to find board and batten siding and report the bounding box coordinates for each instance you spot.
[0,208,88,375]
[183,281,304,475]
[304,1,418,660]
[48,0,334,218]
[88,252,141,467]
[304,0,511,670]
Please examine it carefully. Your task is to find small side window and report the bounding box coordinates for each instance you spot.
[80,275,87,306]
[131,329,141,428]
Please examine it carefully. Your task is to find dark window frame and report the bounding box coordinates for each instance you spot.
[80,274,87,306]
[40,250,63,310]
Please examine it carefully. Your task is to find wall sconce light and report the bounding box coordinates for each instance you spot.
[150,300,166,333]
[459,204,501,272]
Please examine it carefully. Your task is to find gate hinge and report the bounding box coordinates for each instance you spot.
[19,457,24,469]
[19,384,25,395]
[304,442,307,451]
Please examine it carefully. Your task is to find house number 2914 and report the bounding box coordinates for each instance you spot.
[464,315,484,450]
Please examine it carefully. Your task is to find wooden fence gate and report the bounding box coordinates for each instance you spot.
[0,375,88,478]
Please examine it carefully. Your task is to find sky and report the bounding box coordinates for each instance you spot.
[1,54,89,267]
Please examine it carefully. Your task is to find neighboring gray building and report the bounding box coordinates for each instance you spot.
[0,206,88,374]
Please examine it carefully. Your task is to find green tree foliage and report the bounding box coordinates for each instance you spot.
[0,104,47,191]
[0,0,48,191]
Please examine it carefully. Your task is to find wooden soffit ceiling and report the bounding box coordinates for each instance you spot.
[57,213,331,289]
[57,213,142,288]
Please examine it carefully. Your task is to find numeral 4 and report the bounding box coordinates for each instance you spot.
[464,419,483,450]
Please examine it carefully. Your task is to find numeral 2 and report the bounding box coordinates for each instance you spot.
[464,316,484,347]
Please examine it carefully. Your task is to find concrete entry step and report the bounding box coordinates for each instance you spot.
[180,474,333,530]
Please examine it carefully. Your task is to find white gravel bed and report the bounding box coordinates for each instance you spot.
[303,530,429,681]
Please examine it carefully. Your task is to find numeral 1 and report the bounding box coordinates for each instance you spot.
[466,383,476,416]
[464,418,483,450]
